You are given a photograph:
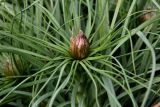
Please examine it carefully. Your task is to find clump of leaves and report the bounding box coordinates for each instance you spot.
[0,0,160,107]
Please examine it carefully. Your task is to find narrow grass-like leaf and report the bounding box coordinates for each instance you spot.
[136,31,156,107]
[80,61,100,107]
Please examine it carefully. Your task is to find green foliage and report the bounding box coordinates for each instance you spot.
[0,0,160,107]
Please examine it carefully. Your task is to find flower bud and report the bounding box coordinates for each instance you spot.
[140,9,156,23]
[152,102,160,107]
[0,54,28,80]
[3,60,17,77]
[70,30,89,60]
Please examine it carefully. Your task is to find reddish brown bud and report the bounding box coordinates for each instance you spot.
[3,60,16,77]
[140,9,156,22]
[70,30,89,60]
[152,102,160,107]
[0,54,28,80]
[1,58,20,80]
